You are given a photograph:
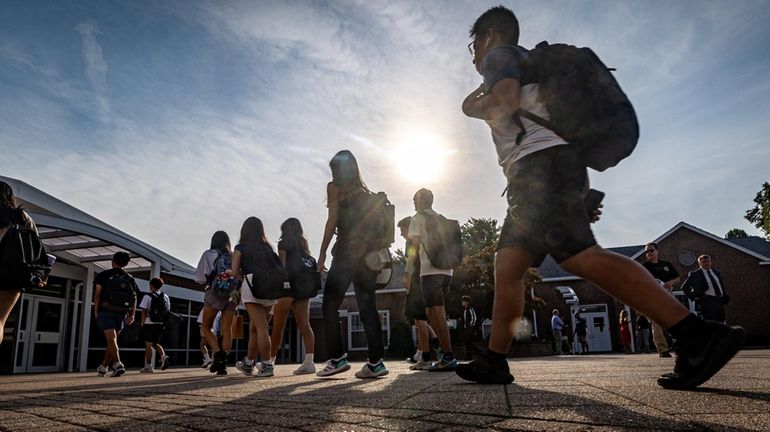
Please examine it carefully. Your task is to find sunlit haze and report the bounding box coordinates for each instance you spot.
[1,1,768,265]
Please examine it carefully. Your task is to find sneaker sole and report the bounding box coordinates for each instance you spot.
[235,366,253,376]
[355,369,389,379]
[455,364,515,385]
[658,326,745,390]
[316,363,351,377]
[111,370,126,377]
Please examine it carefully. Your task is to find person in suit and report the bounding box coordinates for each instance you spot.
[681,255,730,322]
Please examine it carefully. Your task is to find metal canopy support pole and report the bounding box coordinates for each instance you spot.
[78,265,95,372]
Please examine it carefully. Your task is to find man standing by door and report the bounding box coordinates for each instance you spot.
[642,242,679,357]
[681,255,729,322]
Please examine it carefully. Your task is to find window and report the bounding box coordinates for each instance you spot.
[347,310,390,351]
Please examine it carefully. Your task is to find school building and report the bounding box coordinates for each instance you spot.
[0,176,407,374]
[532,222,770,354]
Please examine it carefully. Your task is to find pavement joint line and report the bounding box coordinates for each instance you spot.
[502,383,513,416]
[577,379,680,417]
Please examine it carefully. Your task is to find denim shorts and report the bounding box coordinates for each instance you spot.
[497,145,596,266]
[97,311,126,332]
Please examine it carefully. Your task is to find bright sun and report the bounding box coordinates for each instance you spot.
[390,131,452,185]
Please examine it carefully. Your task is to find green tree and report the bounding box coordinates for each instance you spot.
[725,228,748,239]
[446,218,546,322]
[745,182,770,240]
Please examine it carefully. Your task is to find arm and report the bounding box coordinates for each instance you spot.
[231,249,243,282]
[663,276,680,291]
[140,306,147,327]
[318,182,340,272]
[462,78,521,121]
[126,291,136,325]
[93,284,102,318]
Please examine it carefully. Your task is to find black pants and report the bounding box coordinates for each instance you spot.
[699,296,726,322]
[322,252,384,362]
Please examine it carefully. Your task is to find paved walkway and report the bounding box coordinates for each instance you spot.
[1,350,769,432]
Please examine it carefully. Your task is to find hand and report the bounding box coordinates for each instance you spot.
[589,204,603,223]
[125,315,134,325]
[318,252,328,273]
[404,275,411,294]
[229,289,241,304]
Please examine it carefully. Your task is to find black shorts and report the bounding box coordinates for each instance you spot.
[421,274,451,307]
[141,324,165,344]
[497,145,596,266]
[405,273,427,321]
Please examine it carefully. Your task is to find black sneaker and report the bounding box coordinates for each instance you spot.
[455,351,514,384]
[209,351,226,374]
[657,322,745,390]
[659,352,672,358]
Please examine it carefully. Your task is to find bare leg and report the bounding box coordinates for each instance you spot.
[292,299,314,354]
[144,340,153,366]
[560,245,688,328]
[104,329,120,364]
[219,309,234,353]
[415,319,429,353]
[488,246,532,354]
[246,303,271,361]
[270,298,292,359]
[201,306,221,353]
[426,306,452,354]
[0,290,21,345]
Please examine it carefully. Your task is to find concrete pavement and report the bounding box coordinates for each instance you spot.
[1,350,769,431]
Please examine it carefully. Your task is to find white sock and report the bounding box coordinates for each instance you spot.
[270,357,276,365]
[304,353,314,364]
[244,358,254,366]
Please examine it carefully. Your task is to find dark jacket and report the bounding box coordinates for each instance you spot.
[681,268,729,304]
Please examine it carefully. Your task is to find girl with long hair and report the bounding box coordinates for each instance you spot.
[233,217,277,378]
[0,181,38,344]
[317,150,388,378]
[269,217,317,374]
[193,230,236,375]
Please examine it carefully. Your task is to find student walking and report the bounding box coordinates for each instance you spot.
[317,150,389,379]
[0,181,47,345]
[407,188,457,371]
[574,313,589,354]
[457,5,744,389]
[93,251,138,377]
[233,217,278,378]
[642,242,679,357]
[139,277,171,373]
[194,231,237,376]
[269,218,318,375]
[399,216,431,370]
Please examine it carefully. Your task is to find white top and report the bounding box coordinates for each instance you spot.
[194,249,220,285]
[408,209,453,277]
[138,291,170,325]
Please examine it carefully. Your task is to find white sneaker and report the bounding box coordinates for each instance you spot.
[293,362,316,375]
[235,358,255,376]
[96,364,108,376]
[316,354,351,377]
[202,358,214,369]
[256,363,274,378]
[409,360,431,370]
[139,367,154,374]
[111,362,126,377]
[354,360,389,379]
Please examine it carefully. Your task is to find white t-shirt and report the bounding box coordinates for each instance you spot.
[139,291,170,325]
[408,209,453,277]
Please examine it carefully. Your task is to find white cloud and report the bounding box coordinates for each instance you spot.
[75,20,110,120]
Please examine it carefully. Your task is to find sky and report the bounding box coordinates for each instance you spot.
[1,0,769,266]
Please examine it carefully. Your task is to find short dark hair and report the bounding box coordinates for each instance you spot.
[149,277,164,290]
[470,5,520,46]
[397,216,412,229]
[462,295,472,303]
[113,251,131,267]
[646,242,658,250]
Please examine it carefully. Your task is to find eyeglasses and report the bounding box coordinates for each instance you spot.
[645,249,656,254]
[467,40,475,57]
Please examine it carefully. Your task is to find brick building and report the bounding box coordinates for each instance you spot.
[532,222,770,353]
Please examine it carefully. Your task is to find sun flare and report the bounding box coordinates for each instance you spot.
[390,131,453,185]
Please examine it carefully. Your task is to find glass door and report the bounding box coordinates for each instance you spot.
[27,296,65,372]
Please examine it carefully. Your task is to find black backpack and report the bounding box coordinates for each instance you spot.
[102,271,137,312]
[148,291,170,323]
[245,247,288,300]
[0,208,51,289]
[517,41,639,172]
[420,212,463,270]
[348,191,395,254]
[291,252,321,300]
